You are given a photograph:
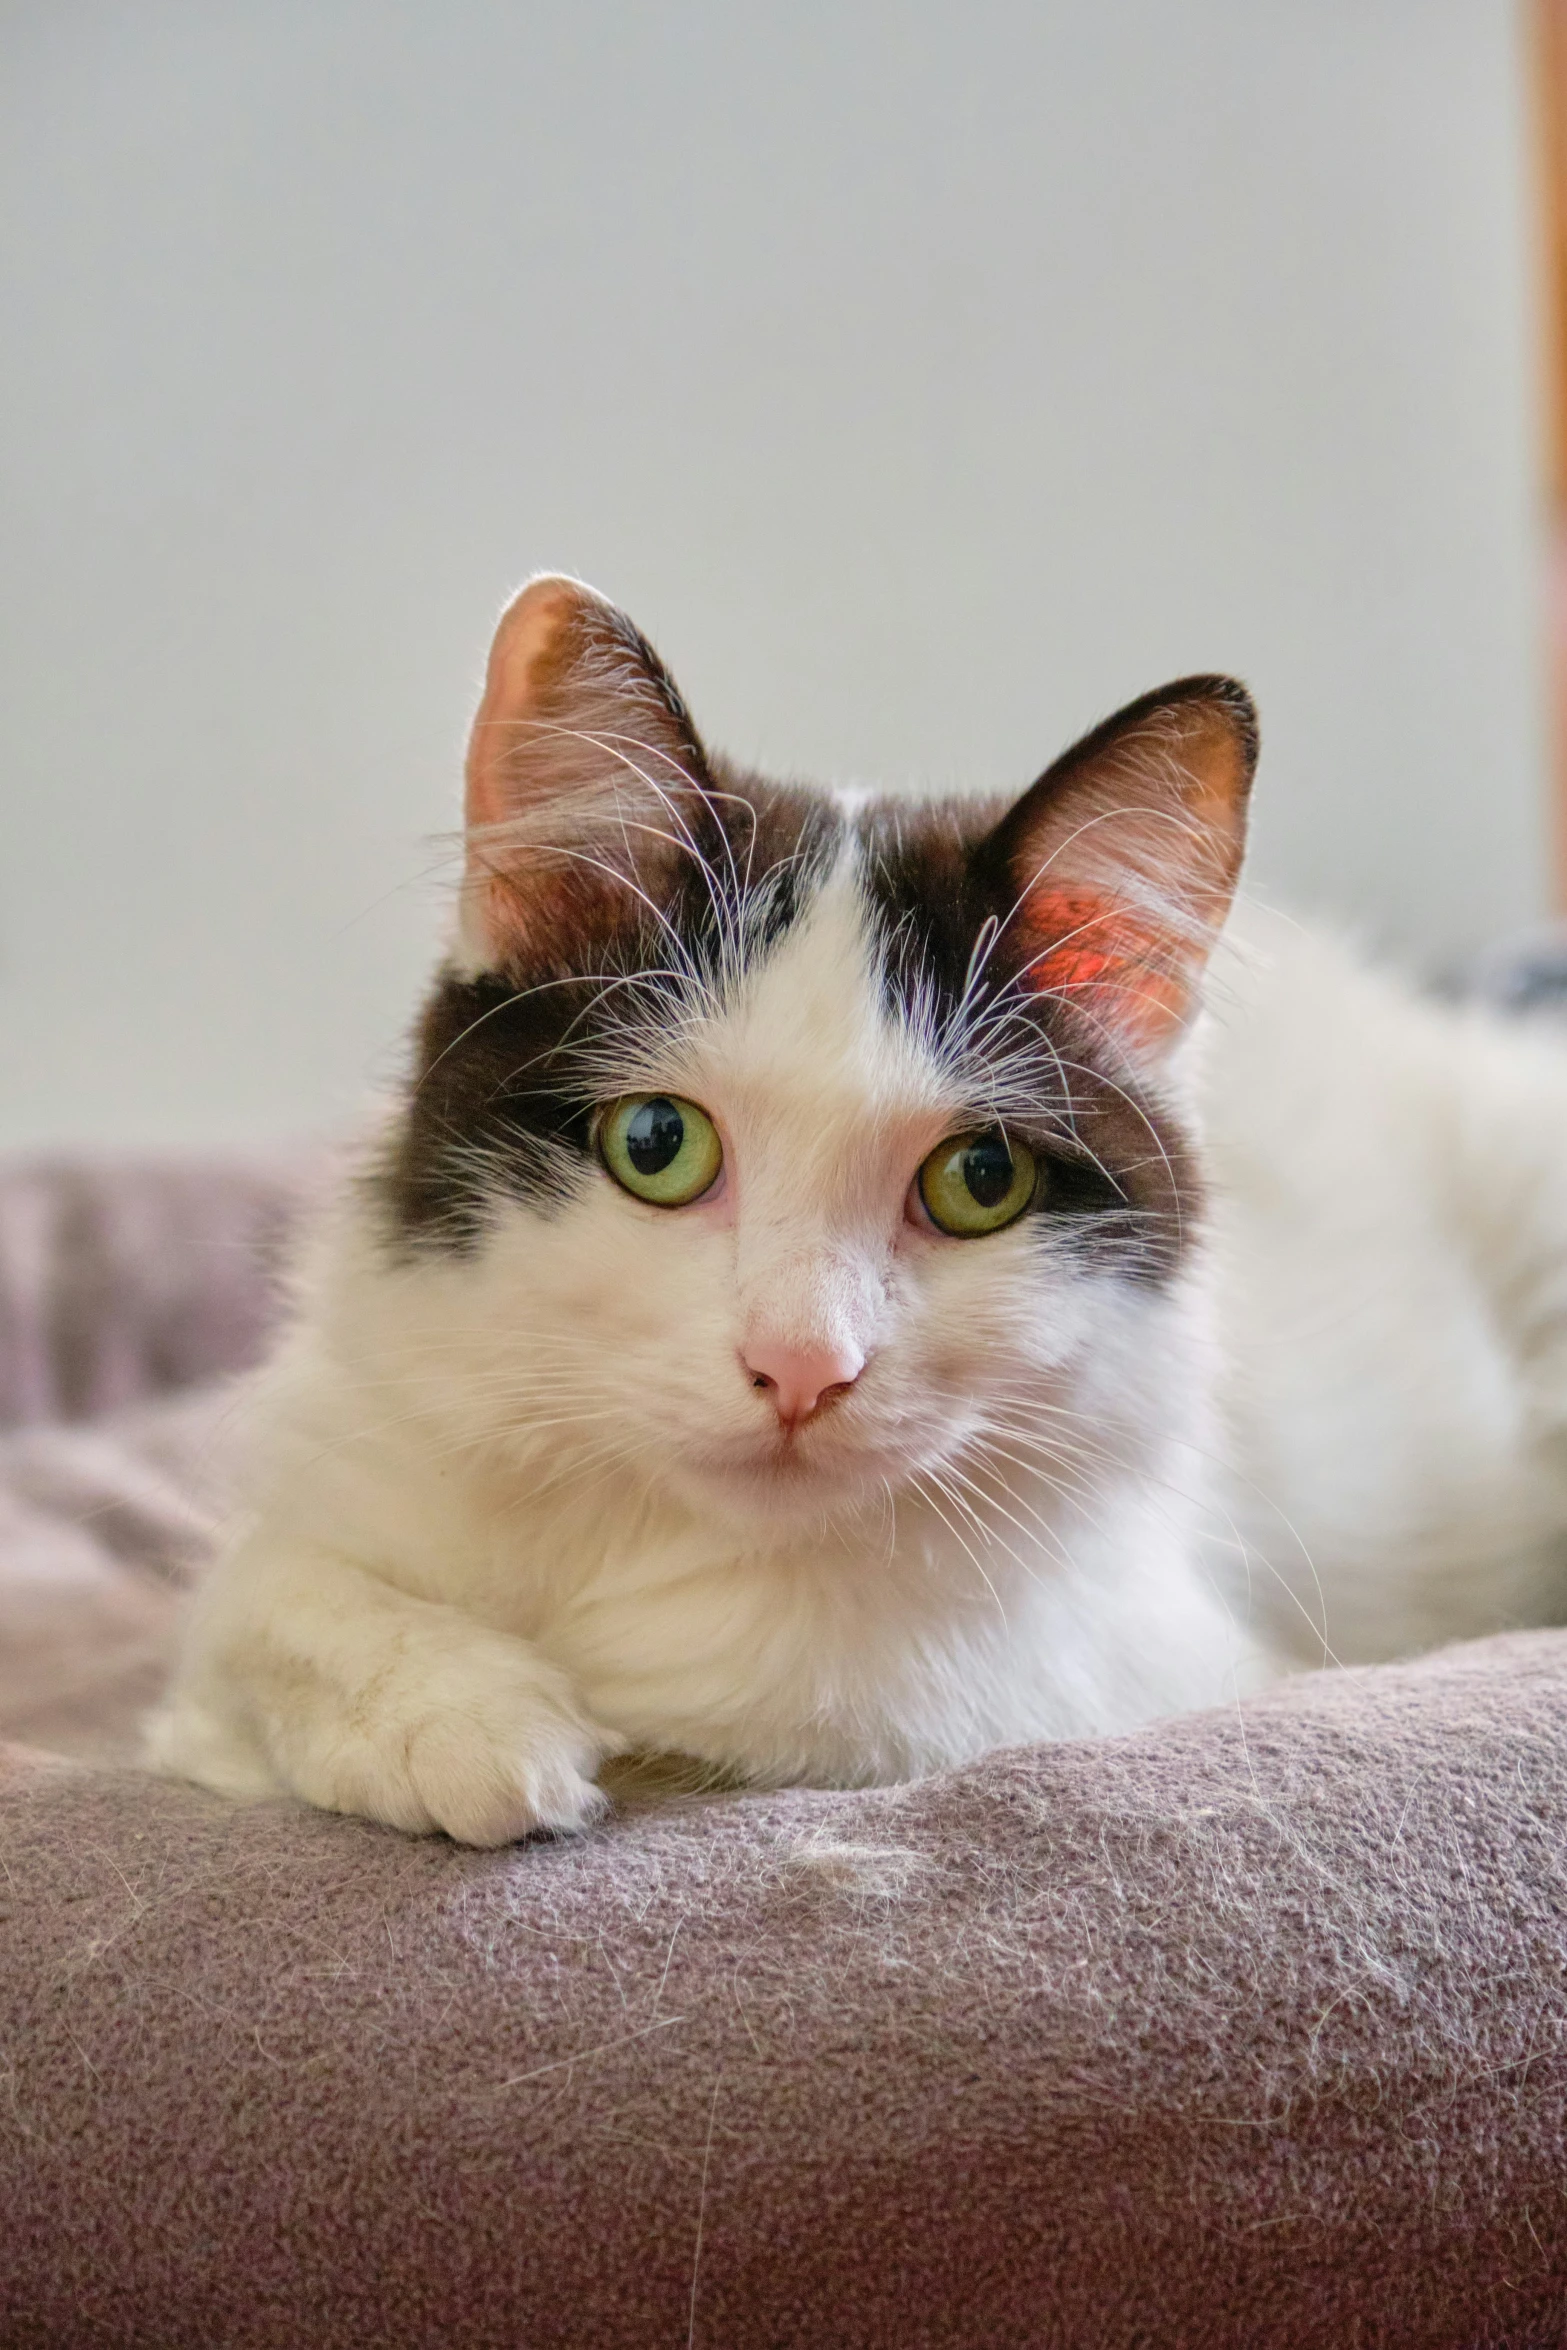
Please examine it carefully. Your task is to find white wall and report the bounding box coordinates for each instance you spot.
[0,0,1548,1148]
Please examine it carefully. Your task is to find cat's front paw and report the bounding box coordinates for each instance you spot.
[286,1633,621,1848]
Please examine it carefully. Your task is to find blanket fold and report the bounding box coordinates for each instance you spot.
[4,1632,1567,2347]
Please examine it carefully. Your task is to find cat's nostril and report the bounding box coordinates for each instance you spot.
[741,1339,866,1428]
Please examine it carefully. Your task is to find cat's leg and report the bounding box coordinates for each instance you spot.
[148,1536,619,1846]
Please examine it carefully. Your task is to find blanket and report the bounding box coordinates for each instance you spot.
[2,1154,1565,2348]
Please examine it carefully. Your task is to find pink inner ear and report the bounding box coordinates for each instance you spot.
[1015,888,1188,1040]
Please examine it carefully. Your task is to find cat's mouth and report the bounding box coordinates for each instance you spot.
[680,1414,958,1510]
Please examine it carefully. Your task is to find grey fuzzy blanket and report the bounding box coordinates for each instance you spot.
[0,1156,307,1764]
[2,1154,1566,2349]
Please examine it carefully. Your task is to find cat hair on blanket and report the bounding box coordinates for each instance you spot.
[150,575,1567,1843]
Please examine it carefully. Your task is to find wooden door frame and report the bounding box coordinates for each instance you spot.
[1532,0,1567,905]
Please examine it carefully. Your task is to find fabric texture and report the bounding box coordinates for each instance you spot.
[0,1154,309,1765]
[0,1153,308,1427]
[2,1153,1567,2348]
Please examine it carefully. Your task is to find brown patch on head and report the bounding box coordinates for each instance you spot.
[383,601,1254,1274]
[382,767,841,1250]
[858,675,1257,1281]
[382,578,843,1247]
[860,800,1199,1283]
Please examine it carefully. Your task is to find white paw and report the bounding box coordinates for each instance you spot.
[280,1632,622,1848]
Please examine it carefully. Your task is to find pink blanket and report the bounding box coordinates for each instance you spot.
[0,1155,308,1763]
[2,1154,1565,2348]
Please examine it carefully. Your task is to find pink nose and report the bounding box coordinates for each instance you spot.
[743,1337,865,1428]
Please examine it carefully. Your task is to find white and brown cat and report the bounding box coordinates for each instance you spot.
[151,575,1567,1842]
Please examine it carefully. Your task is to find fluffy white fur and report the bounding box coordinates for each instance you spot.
[154,850,1276,1842]
[153,872,1567,1846]
[1202,904,1567,1668]
[149,591,1567,1848]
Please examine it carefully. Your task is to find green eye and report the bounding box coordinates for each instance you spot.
[599,1094,723,1207]
[918,1127,1037,1237]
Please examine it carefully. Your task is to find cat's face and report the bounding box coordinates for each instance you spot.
[376,577,1255,1532]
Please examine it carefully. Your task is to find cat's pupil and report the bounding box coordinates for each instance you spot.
[626,1097,685,1176]
[963,1131,1017,1209]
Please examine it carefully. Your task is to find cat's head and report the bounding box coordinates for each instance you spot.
[375,575,1255,1530]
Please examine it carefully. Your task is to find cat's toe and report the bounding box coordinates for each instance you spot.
[406,1707,610,1847]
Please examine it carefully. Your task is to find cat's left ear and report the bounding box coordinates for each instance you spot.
[459,573,711,971]
[988,674,1258,1053]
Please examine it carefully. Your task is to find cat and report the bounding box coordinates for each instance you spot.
[148,574,1567,1844]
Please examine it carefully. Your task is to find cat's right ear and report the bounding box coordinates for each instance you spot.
[459,574,710,972]
[988,674,1258,1055]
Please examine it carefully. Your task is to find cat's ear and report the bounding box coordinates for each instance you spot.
[989,675,1257,1053]
[460,573,710,970]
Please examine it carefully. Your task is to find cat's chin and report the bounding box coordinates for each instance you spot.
[667,1431,940,1531]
